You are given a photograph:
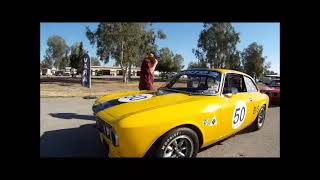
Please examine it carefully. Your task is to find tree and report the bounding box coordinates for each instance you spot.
[264,70,277,75]
[127,26,166,80]
[172,54,184,72]
[228,50,242,71]
[41,57,53,68]
[86,23,166,82]
[156,48,184,79]
[262,61,274,75]
[91,57,101,66]
[193,23,241,70]
[187,61,207,69]
[45,35,69,69]
[69,42,86,73]
[263,63,277,75]
[241,42,268,80]
[58,47,70,69]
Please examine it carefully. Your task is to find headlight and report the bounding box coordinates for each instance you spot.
[110,128,119,147]
[95,116,119,146]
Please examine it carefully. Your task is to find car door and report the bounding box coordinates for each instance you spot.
[243,75,261,126]
[219,73,255,137]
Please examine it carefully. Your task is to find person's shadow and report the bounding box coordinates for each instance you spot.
[40,124,107,157]
[49,113,96,121]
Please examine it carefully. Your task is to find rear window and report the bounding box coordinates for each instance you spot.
[244,76,258,92]
[270,80,280,87]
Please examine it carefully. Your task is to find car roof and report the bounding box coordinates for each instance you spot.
[209,68,246,75]
[185,68,251,77]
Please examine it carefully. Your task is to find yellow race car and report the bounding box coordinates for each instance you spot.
[93,68,269,158]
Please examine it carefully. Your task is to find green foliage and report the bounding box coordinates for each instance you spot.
[187,61,207,69]
[45,35,69,69]
[193,23,273,76]
[41,57,53,69]
[193,23,241,70]
[86,23,166,82]
[156,47,184,73]
[91,57,101,66]
[69,42,86,71]
[58,47,70,69]
[241,42,267,79]
[263,61,273,75]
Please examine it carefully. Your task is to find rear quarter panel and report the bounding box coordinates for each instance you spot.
[253,92,269,112]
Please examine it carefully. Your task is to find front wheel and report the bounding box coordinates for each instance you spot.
[154,127,199,158]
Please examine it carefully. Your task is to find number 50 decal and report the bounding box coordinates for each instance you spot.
[232,100,247,129]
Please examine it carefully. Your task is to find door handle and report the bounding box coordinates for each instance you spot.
[249,97,253,101]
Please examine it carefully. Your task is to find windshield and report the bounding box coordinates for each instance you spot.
[161,70,222,95]
[270,80,280,87]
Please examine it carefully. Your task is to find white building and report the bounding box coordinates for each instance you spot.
[41,68,52,75]
[91,66,142,76]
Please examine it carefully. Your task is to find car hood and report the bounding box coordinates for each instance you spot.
[93,90,199,122]
[260,86,280,92]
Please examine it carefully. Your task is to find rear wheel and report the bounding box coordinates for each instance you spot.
[154,127,199,158]
[253,105,266,131]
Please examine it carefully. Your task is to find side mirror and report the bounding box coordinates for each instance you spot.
[223,88,230,94]
[223,88,233,98]
[223,87,238,97]
[224,93,233,98]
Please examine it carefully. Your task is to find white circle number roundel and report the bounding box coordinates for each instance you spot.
[118,94,153,102]
[232,100,247,129]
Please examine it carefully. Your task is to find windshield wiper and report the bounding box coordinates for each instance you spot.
[159,87,193,95]
[190,92,215,96]
[159,87,216,96]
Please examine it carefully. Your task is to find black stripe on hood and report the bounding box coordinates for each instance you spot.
[92,90,176,114]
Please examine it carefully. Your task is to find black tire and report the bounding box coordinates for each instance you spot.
[253,105,266,131]
[154,127,199,158]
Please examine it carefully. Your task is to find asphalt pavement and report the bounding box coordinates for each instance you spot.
[40,97,280,158]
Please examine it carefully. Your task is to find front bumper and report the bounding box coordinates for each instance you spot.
[99,132,121,157]
[269,96,280,104]
[261,91,280,103]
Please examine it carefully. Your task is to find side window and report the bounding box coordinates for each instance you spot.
[244,76,258,92]
[223,74,247,94]
[270,81,275,86]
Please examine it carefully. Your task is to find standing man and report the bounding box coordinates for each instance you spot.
[139,52,160,90]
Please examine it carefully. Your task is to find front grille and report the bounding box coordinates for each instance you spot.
[96,117,112,139]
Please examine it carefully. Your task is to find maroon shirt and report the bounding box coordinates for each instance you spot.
[139,58,155,90]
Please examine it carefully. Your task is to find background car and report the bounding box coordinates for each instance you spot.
[260,79,280,105]
[165,72,177,79]
[55,70,64,76]
[96,70,103,76]
[93,68,269,158]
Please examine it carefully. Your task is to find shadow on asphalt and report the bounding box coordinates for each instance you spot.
[49,113,96,121]
[199,124,256,153]
[40,124,107,157]
[269,104,280,108]
[199,104,280,153]
[40,77,81,84]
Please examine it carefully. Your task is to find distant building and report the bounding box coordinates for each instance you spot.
[41,65,161,77]
[41,68,52,75]
[51,67,57,75]
[91,66,141,76]
[262,74,280,84]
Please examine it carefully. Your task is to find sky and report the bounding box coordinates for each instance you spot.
[40,22,280,74]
